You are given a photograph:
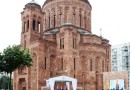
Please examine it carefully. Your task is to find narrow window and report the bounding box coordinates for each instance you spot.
[74,58,76,70]
[73,38,76,49]
[79,14,81,27]
[33,19,36,31]
[90,59,92,71]
[102,61,104,72]
[84,17,86,28]
[73,14,76,25]
[27,20,29,32]
[48,16,50,28]
[60,14,62,25]
[60,38,64,49]
[74,39,76,49]
[54,15,56,27]
[38,21,40,33]
[23,22,26,33]
[73,38,74,49]
[45,18,46,30]
[62,38,64,49]
[45,57,46,69]
[60,39,61,49]
[61,58,63,70]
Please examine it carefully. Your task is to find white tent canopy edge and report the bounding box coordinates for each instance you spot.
[46,76,77,90]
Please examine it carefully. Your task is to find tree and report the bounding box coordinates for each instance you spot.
[0,45,32,90]
[0,75,10,90]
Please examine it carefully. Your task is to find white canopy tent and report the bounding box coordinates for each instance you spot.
[46,76,77,90]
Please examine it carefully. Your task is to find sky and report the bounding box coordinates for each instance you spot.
[0,0,130,52]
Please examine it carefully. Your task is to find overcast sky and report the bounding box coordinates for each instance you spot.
[0,0,130,52]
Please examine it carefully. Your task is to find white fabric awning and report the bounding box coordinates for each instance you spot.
[46,76,77,90]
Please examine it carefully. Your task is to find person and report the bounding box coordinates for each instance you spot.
[64,86,67,90]
[55,86,59,90]
[116,80,119,90]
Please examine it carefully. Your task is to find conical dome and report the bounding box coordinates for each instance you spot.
[25,0,41,10]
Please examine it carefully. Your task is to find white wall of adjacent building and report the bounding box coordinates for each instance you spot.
[111,42,130,90]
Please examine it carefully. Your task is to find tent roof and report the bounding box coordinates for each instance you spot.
[47,76,77,82]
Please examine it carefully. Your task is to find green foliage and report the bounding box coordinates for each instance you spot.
[0,75,9,89]
[0,45,32,73]
[0,53,4,72]
[0,45,32,90]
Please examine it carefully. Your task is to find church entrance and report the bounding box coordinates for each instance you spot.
[54,81,70,90]
[18,78,26,90]
[23,87,26,90]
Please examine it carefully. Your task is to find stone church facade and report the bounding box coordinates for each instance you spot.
[13,0,111,90]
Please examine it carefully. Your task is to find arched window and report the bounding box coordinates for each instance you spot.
[102,60,104,72]
[60,13,62,25]
[33,19,36,31]
[61,58,63,70]
[74,58,76,70]
[48,13,50,28]
[79,14,81,27]
[90,59,92,71]
[60,38,64,49]
[54,14,56,27]
[73,38,76,49]
[84,17,86,28]
[27,19,29,32]
[44,57,47,69]
[73,10,76,25]
[23,21,26,33]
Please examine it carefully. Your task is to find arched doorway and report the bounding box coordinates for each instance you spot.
[18,78,26,90]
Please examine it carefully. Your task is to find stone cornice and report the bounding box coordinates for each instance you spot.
[42,0,91,11]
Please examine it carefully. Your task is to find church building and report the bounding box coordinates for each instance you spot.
[13,0,111,90]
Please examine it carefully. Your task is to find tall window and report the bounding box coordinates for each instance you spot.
[45,18,46,30]
[23,22,26,33]
[79,14,81,27]
[90,59,92,71]
[60,38,64,49]
[73,38,76,49]
[54,15,56,27]
[33,19,36,31]
[48,15,50,28]
[27,20,29,32]
[45,57,46,69]
[74,58,76,70]
[73,14,76,25]
[60,14,62,25]
[102,61,104,72]
[61,58,63,70]
[84,17,86,28]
